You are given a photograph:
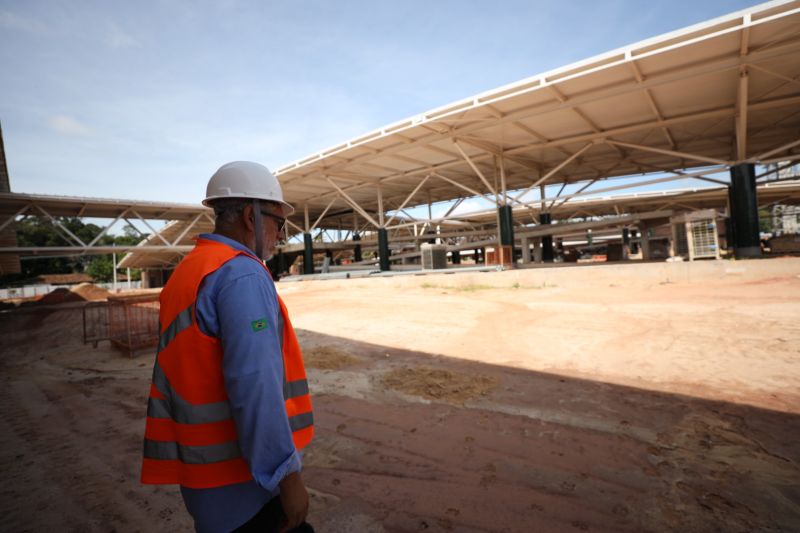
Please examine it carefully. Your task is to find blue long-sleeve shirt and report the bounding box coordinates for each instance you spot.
[180,233,301,533]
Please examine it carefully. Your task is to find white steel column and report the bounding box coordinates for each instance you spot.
[112,249,118,292]
[499,155,508,204]
[377,183,385,228]
[736,65,749,161]
[639,224,651,260]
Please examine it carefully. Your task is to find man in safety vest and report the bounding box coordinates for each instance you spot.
[141,161,314,532]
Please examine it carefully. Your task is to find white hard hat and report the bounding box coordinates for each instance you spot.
[203,161,294,215]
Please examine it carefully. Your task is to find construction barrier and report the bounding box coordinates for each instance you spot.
[83,293,160,357]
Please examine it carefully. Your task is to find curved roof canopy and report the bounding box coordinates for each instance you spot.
[275,0,800,230]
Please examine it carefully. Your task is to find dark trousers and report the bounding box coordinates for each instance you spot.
[233,496,314,533]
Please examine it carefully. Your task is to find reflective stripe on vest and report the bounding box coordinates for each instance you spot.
[289,411,314,432]
[148,361,232,424]
[144,439,242,464]
[157,303,194,354]
[283,379,309,400]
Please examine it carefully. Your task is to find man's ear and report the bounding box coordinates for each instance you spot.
[242,204,256,232]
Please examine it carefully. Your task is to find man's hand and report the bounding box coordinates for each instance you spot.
[279,471,309,532]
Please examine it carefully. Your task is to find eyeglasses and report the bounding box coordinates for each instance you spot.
[259,209,287,233]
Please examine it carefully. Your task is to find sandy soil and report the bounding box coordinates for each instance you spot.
[1,260,799,532]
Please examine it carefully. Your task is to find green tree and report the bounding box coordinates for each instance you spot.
[759,208,774,233]
[86,255,114,282]
[13,216,101,277]
[2,217,148,284]
[85,224,149,282]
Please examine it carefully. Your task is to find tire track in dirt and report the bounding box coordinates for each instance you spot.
[0,308,191,532]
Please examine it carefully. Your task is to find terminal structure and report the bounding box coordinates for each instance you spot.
[1,0,799,283]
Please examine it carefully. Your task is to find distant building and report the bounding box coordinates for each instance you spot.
[771,205,800,234]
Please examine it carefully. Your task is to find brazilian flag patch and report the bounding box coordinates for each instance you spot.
[251,318,267,332]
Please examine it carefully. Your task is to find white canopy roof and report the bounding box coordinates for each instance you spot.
[275,0,800,229]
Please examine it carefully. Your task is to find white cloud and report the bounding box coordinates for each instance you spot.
[47,115,93,136]
[0,9,47,33]
[105,22,141,48]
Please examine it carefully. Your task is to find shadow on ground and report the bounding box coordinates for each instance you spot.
[296,328,800,533]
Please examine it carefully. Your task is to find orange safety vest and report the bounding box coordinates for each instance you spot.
[140,237,313,489]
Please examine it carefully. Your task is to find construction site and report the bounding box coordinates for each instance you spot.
[1,1,800,531]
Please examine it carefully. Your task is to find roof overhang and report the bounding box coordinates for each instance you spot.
[274,0,800,231]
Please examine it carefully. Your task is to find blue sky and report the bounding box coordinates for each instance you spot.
[1,0,758,207]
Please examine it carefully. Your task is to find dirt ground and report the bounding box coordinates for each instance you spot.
[0,259,799,532]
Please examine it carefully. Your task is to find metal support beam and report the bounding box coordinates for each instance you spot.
[551,178,599,211]
[430,172,497,206]
[756,160,798,180]
[605,139,729,166]
[511,143,593,203]
[628,60,676,149]
[377,183,385,228]
[0,204,30,233]
[33,205,87,247]
[132,209,172,246]
[499,155,508,204]
[541,167,726,211]
[286,219,304,234]
[442,197,465,219]
[326,177,381,228]
[310,197,338,232]
[172,212,203,246]
[452,140,497,197]
[85,208,130,248]
[112,250,117,291]
[385,174,430,226]
[736,66,749,161]
[751,138,800,162]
